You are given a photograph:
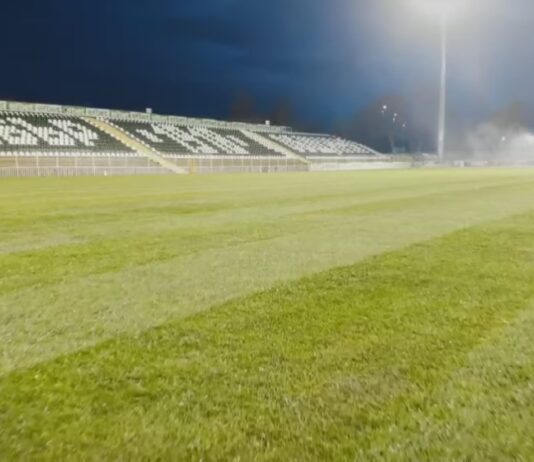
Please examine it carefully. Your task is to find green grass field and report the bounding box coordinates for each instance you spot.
[1,169,534,460]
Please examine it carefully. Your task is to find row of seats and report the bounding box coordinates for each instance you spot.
[109,119,284,157]
[0,112,134,156]
[0,111,379,161]
[269,133,375,157]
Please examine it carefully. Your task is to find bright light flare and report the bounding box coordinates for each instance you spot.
[409,0,466,21]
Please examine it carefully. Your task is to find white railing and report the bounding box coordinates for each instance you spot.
[0,166,170,177]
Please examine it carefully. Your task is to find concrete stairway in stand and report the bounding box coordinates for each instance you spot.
[84,117,187,174]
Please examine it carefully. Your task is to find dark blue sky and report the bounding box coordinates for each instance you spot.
[2,0,533,128]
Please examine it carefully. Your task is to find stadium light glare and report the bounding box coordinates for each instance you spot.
[411,0,464,21]
[409,0,469,161]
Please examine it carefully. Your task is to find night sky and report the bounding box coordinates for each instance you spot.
[2,0,534,133]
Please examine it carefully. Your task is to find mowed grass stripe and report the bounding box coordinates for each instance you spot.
[3,174,533,295]
[384,300,534,460]
[2,211,534,460]
[1,169,532,240]
[3,170,534,375]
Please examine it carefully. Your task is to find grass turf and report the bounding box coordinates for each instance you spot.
[1,169,534,459]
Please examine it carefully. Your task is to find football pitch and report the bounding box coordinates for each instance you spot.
[1,169,534,459]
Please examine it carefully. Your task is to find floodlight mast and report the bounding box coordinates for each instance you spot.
[437,13,447,161]
[411,0,466,159]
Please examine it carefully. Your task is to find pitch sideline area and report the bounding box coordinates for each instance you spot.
[1,169,534,458]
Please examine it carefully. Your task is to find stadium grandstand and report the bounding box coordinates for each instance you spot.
[0,100,394,177]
